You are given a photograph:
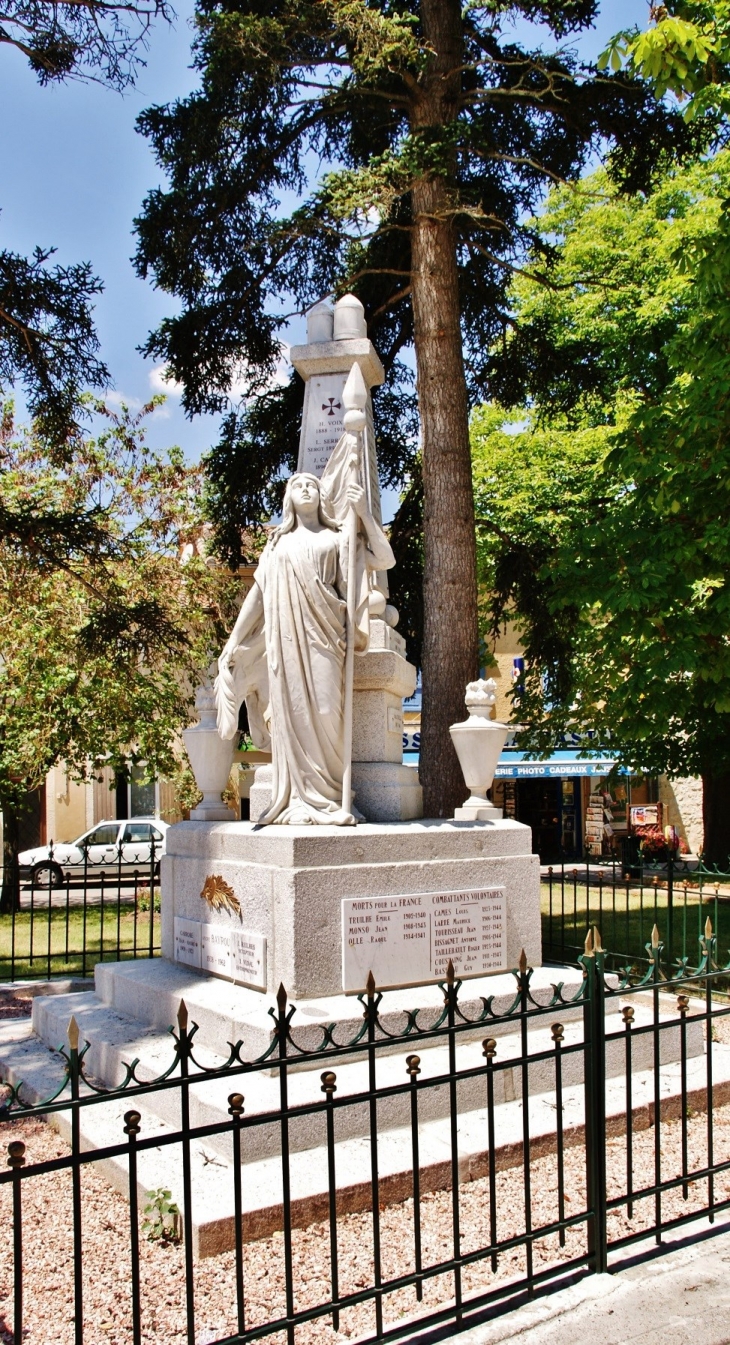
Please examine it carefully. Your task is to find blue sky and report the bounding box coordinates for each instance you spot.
[0,0,651,471]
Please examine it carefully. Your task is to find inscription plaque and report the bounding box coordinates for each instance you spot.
[201,925,233,978]
[173,918,267,991]
[341,888,506,992]
[299,375,382,527]
[301,374,347,477]
[231,929,267,991]
[174,916,202,969]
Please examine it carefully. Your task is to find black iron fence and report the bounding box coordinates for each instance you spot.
[1,928,729,1345]
[542,855,730,973]
[1,839,162,983]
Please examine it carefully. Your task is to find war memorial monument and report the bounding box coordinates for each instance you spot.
[159,292,542,1002]
[20,296,576,1253]
[8,297,711,1264]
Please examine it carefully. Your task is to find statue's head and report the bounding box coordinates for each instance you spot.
[271,472,339,545]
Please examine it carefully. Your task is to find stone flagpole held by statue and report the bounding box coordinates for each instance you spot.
[340,361,369,817]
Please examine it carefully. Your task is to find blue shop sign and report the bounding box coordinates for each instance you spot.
[494,750,626,779]
[401,742,627,777]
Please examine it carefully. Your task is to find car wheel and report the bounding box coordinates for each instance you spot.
[32,862,64,889]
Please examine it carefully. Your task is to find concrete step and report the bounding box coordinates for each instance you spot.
[93,958,599,1058]
[30,985,703,1165]
[0,1018,725,1260]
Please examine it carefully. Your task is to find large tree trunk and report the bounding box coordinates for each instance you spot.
[701,770,730,869]
[0,806,20,915]
[410,0,479,817]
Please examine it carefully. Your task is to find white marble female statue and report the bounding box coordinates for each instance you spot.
[215,471,394,825]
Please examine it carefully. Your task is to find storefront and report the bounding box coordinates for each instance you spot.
[490,753,619,861]
[401,687,660,860]
[491,756,662,862]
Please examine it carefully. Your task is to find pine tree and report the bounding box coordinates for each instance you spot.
[134,0,705,816]
[0,0,173,456]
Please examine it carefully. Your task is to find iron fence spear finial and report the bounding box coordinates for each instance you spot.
[593,926,603,953]
[177,999,188,1032]
[705,915,713,939]
[366,970,376,997]
[67,1016,79,1051]
[584,929,594,956]
[651,924,660,949]
[276,983,288,1013]
[518,948,527,975]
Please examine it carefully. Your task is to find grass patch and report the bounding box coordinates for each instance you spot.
[0,903,161,981]
[541,877,730,971]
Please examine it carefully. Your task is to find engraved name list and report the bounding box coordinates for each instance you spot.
[341,887,506,992]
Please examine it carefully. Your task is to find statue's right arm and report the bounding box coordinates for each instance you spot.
[215,580,265,740]
[223,580,264,657]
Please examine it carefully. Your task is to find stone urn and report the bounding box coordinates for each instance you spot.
[449,679,509,821]
[182,678,236,821]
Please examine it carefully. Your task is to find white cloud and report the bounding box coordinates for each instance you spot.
[149,364,184,397]
[105,390,143,411]
[144,346,291,411]
[228,345,291,401]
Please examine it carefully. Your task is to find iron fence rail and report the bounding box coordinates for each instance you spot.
[5,849,720,990]
[1,839,162,982]
[0,929,728,1345]
[542,856,730,972]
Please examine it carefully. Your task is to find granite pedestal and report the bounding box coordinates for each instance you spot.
[159,817,540,999]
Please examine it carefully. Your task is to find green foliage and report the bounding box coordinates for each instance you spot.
[135,887,161,913]
[0,399,241,824]
[132,0,703,563]
[476,149,730,782]
[0,248,109,455]
[600,3,730,123]
[387,465,423,670]
[142,1188,181,1243]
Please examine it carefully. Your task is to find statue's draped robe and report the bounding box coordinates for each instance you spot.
[216,431,388,825]
[257,527,353,824]
[218,521,371,825]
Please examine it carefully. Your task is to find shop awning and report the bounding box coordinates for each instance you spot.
[494,750,626,779]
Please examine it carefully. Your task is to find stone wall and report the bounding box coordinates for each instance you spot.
[658,775,703,854]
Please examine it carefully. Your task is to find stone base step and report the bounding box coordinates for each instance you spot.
[30,977,703,1166]
[92,958,594,1058]
[0,1019,725,1259]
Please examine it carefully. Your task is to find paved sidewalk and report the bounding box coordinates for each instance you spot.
[455,1224,730,1345]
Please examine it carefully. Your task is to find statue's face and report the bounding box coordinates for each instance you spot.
[290,476,320,518]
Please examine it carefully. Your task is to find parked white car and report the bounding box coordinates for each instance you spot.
[18,818,169,888]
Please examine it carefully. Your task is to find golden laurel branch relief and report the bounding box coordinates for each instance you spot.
[200,874,241,919]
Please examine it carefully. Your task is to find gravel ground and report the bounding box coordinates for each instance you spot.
[0,1094,728,1345]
